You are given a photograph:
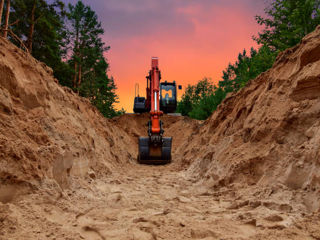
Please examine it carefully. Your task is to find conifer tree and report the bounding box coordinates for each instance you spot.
[254,0,320,50]
[66,1,119,117]
[9,0,70,84]
[3,0,10,38]
[0,0,5,26]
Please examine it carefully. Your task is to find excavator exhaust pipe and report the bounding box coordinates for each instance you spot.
[138,137,172,164]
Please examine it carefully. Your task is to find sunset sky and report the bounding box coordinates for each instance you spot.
[63,0,267,112]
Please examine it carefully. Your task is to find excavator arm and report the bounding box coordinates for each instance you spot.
[138,58,172,164]
[150,57,162,134]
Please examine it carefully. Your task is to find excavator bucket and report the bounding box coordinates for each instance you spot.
[138,137,172,164]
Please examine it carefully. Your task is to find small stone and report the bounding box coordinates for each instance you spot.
[245,219,257,226]
[88,170,96,179]
[179,222,185,227]
[264,214,284,222]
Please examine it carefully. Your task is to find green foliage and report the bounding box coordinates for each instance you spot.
[177,78,231,120]
[178,46,276,120]
[222,46,277,92]
[177,78,214,119]
[254,0,320,50]
[65,1,119,118]
[189,86,227,120]
[10,0,71,83]
[8,0,121,118]
[179,0,320,120]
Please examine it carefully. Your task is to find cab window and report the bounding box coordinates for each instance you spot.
[161,85,174,100]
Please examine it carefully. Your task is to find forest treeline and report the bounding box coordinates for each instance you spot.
[0,0,123,118]
[177,0,320,120]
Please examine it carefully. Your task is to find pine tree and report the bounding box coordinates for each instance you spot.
[254,0,320,50]
[9,0,71,84]
[3,0,120,118]
[10,0,63,52]
[66,1,118,117]
[0,0,5,27]
[177,46,276,120]
[2,0,10,38]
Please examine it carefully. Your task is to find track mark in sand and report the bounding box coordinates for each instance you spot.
[82,226,106,240]
[190,228,218,239]
[131,227,156,240]
[76,207,95,219]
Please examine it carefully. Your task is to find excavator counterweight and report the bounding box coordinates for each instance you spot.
[137,58,172,164]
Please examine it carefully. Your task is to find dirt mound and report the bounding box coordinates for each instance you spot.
[0,37,135,191]
[111,113,200,159]
[1,26,320,239]
[178,26,320,211]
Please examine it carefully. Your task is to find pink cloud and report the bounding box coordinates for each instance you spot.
[99,1,266,112]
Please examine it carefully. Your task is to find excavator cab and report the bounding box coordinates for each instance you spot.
[133,77,181,114]
[160,81,178,113]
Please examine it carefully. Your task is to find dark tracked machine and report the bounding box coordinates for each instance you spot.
[134,57,181,164]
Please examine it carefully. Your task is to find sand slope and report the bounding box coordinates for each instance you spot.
[0,37,136,189]
[1,26,320,239]
[180,26,320,201]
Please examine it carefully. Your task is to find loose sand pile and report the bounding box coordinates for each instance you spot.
[0,26,320,239]
[0,36,136,190]
[178,25,320,211]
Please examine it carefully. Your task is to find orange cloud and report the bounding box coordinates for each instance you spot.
[102,1,264,112]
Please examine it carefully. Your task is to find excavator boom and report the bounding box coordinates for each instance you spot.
[137,58,172,164]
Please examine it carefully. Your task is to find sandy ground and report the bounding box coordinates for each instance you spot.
[1,23,320,240]
[1,160,320,240]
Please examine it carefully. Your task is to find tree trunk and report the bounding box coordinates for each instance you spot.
[78,64,82,87]
[0,0,4,27]
[3,0,10,38]
[73,62,78,88]
[73,25,79,89]
[26,0,36,53]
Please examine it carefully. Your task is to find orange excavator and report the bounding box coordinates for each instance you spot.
[136,57,175,164]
